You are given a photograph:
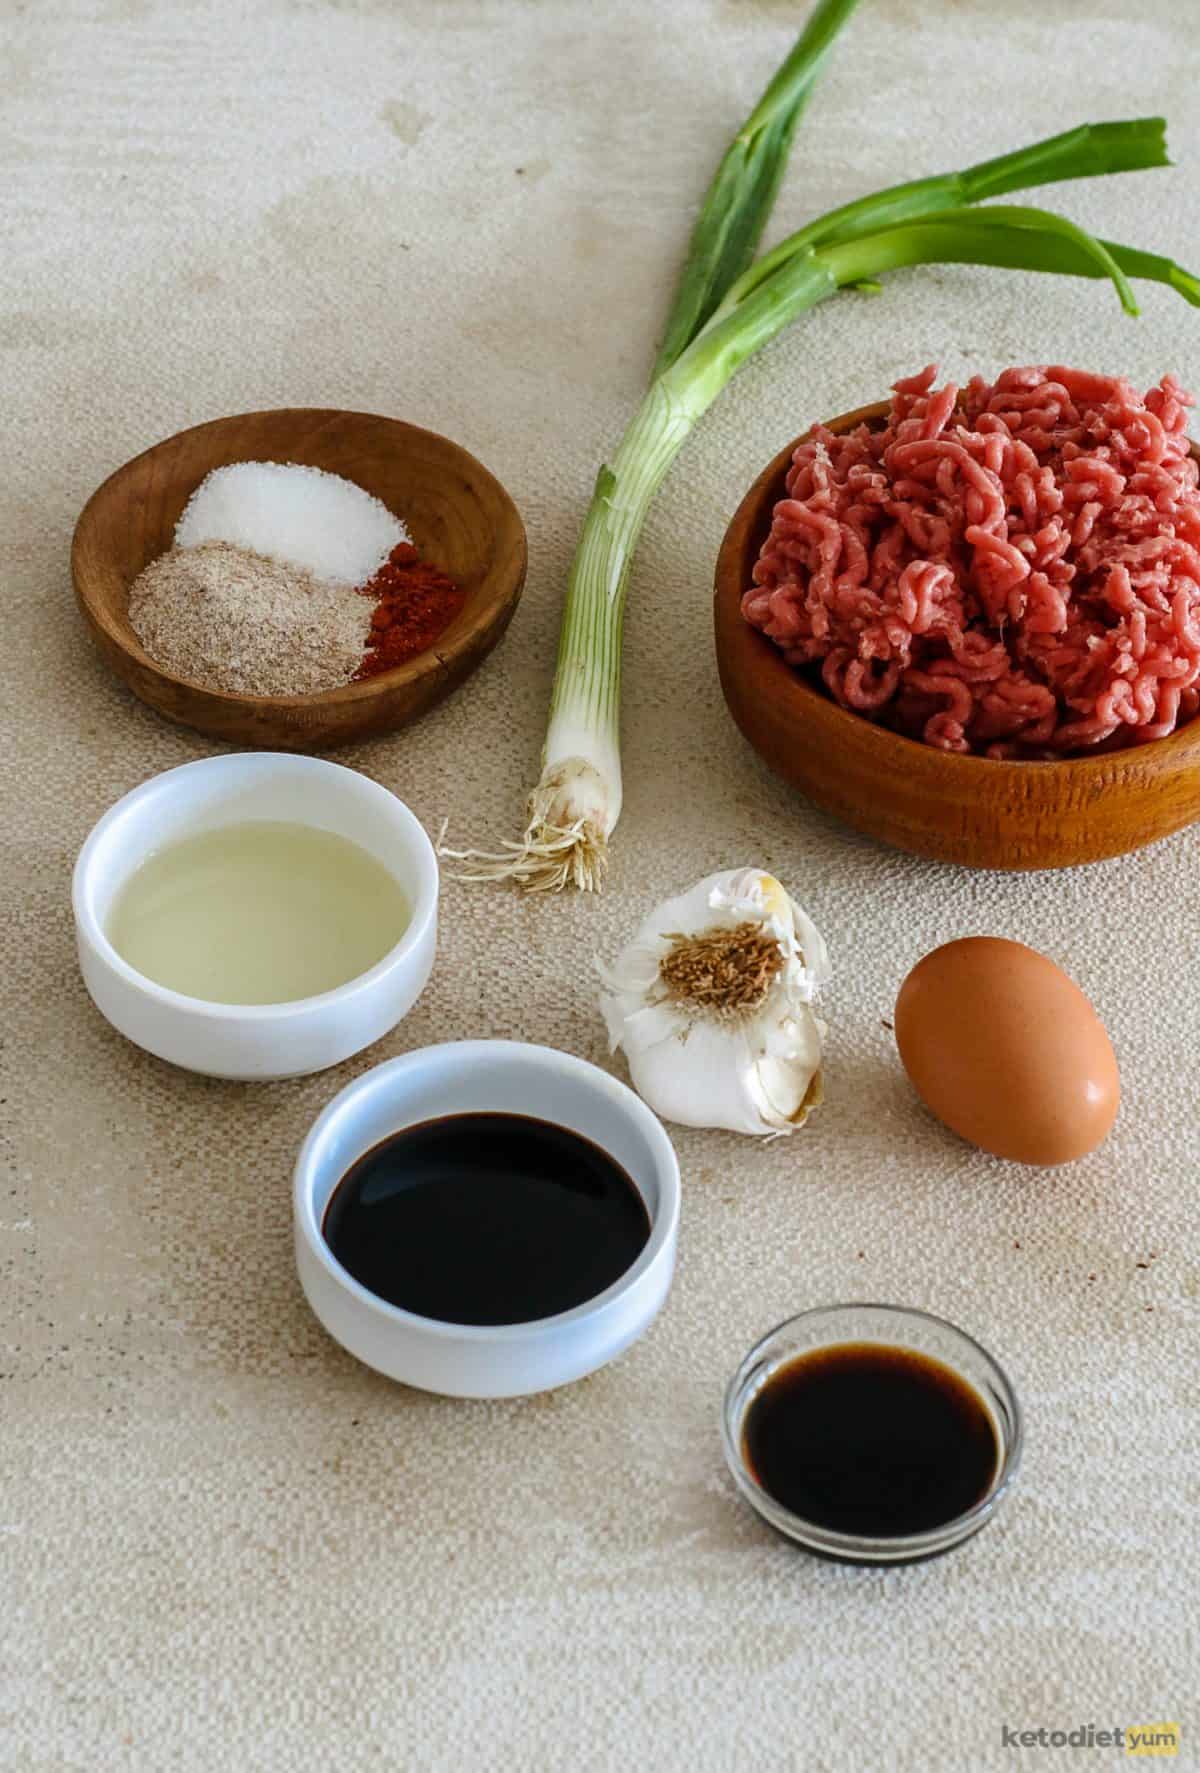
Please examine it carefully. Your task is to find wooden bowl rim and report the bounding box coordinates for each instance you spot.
[71,405,528,712]
[715,399,1200,779]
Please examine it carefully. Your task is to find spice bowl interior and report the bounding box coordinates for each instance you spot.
[71,406,527,751]
[72,752,438,1081]
[714,401,1200,870]
[293,1040,681,1398]
[722,1303,1022,1565]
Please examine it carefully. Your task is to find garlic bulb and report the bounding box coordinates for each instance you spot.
[598,868,829,1136]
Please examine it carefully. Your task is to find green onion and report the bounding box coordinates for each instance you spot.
[455,6,1196,892]
[451,0,862,890]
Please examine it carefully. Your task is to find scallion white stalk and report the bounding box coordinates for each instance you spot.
[453,251,840,892]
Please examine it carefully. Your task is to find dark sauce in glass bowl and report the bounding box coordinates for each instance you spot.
[322,1112,651,1326]
[742,1342,1000,1538]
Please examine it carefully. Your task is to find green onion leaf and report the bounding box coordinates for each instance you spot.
[718,118,1172,313]
[653,0,862,375]
[959,118,1170,200]
[911,204,1141,315]
[819,211,1196,315]
[1102,240,1200,308]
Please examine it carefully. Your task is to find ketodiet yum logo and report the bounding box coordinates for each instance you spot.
[1000,1721,1180,1756]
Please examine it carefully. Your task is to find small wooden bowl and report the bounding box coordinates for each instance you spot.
[715,400,1200,870]
[72,408,527,751]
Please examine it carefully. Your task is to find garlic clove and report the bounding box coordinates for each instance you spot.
[601,998,687,1058]
[785,893,831,992]
[754,1049,824,1127]
[627,1022,786,1136]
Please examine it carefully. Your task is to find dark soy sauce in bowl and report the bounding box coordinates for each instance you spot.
[322,1112,652,1326]
[742,1343,999,1539]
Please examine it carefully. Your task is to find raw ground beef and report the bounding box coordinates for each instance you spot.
[742,365,1200,757]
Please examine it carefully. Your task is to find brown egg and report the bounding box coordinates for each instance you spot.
[894,937,1119,1166]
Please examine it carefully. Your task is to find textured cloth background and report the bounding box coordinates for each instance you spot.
[2,2,1197,1768]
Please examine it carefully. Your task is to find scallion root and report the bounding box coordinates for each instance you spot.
[438,763,611,892]
[440,819,608,894]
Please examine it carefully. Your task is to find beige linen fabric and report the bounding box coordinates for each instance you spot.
[1,1,1196,1767]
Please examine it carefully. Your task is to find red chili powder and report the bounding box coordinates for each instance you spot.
[354,543,465,679]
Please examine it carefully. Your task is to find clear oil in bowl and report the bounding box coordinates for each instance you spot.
[106,820,409,1004]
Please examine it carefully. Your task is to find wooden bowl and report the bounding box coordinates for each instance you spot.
[715,400,1200,870]
[72,408,527,751]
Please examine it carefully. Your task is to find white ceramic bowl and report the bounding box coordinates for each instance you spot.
[293,1041,681,1397]
[72,753,438,1080]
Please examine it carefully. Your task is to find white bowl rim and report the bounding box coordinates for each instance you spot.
[293,1039,682,1343]
[72,752,438,1021]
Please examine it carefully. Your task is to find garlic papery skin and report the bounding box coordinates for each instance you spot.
[598,868,828,1136]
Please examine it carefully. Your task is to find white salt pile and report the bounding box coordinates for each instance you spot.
[175,461,409,586]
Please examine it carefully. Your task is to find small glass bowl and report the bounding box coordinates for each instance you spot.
[722,1303,1022,1565]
